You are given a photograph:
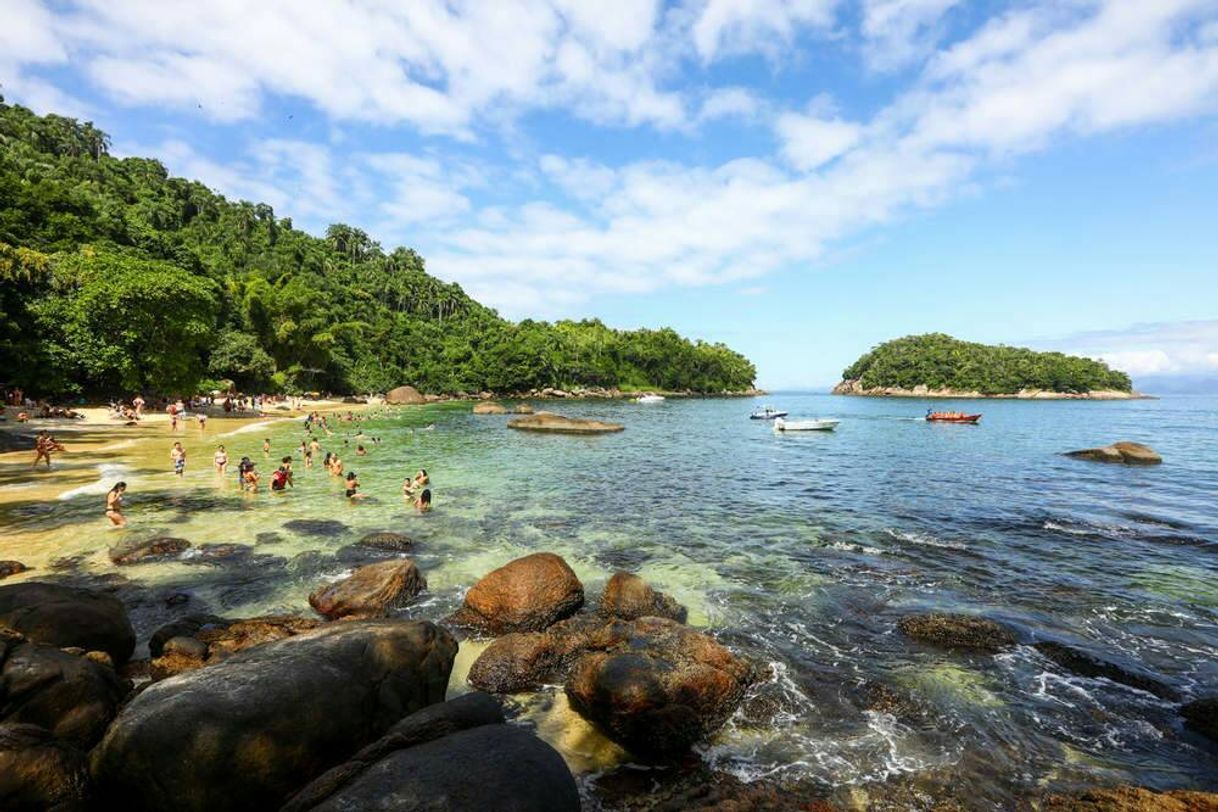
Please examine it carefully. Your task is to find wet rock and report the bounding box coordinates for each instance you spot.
[184,543,254,563]
[897,613,1017,653]
[0,723,91,811]
[286,724,578,812]
[283,692,506,811]
[0,562,28,580]
[108,536,191,565]
[47,555,85,572]
[508,411,625,434]
[197,615,322,661]
[283,519,350,537]
[255,532,283,545]
[472,402,507,414]
[148,614,230,658]
[590,762,835,812]
[1064,441,1162,465]
[601,571,688,623]
[0,632,130,748]
[162,592,190,607]
[451,552,585,634]
[358,531,415,552]
[0,583,135,665]
[1034,641,1178,700]
[92,620,458,812]
[565,617,758,759]
[1181,696,1218,741]
[513,403,535,414]
[309,560,427,620]
[468,615,604,693]
[1042,785,1218,811]
[386,385,426,405]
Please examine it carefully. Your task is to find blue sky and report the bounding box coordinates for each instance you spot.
[3,0,1218,389]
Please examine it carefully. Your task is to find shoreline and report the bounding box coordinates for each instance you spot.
[830,381,1152,400]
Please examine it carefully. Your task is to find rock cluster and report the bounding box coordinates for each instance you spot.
[0,582,136,665]
[1064,441,1163,465]
[507,411,625,434]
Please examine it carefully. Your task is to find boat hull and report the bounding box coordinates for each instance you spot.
[774,419,838,432]
[926,414,981,423]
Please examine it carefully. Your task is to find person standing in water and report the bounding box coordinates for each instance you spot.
[271,456,294,491]
[414,489,432,513]
[344,471,366,500]
[170,442,186,477]
[198,412,207,432]
[263,438,271,457]
[213,444,228,474]
[105,482,127,527]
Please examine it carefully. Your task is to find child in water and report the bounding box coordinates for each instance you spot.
[263,438,271,457]
[170,442,186,477]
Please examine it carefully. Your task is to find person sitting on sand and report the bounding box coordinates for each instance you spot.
[414,488,432,513]
[105,482,127,527]
[214,444,228,474]
[344,471,365,500]
[170,442,186,477]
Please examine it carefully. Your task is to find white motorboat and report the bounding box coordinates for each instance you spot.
[636,394,665,404]
[750,406,788,420]
[773,417,839,432]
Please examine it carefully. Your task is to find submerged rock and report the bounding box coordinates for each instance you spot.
[1042,785,1218,811]
[600,571,687,623]
[1181,695,1218,742]
[358,531,415,552]
[0,723,91,811]
[0,583,135,665]
[91,620,457,811]
[283,519,349,537]
[452,552,585,634]
[507,411,624,434]
[898,613,1017,653]
[308,560,427,620]
[472,402,507,414]
[565,617,757,759]
[0,631,130,748]
[0,562,28,580]
[108,536,191,565]
[183,543,255,563]
[1034,641,1178,700]
[1064,441,1162,465]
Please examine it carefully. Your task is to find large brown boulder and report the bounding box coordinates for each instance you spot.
[91,620,457,812]
[385,385,426,405]
[0,723,91,811]
[898,613,1017,653]
[1042,785,1218,810]
[507,412,624,434]
[467,615,604,694]
[1,631,130,748]
[309,560,427,620]
[600,572,688,623]
[0,583,135,665]
[565,617,757,759]
[472,402,507,414]
[452,553,585,634]
[1064,441,1162,465]
[108,536,191,565]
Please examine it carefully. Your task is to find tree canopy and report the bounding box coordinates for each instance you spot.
[840,333,1132,394]
[0,99,756,397]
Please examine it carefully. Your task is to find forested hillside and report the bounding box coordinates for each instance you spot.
[839,333,1132,394]
[0,100,755,397]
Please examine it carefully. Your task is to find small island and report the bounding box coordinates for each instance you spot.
[834,333,1144,399]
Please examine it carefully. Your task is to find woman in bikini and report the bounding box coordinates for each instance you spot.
[105,482,127,527]
[214,444,228,474]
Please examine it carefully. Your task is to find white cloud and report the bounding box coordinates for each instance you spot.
[861,0,960,71]
[1039,321,1218,377]
[690,0,839,61]
[775,112,861,170]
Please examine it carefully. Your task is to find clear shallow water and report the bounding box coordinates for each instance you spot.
[2,394,1217,806]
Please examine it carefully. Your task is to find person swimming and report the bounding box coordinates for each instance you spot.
[105,481,127,527]
[356,444,367,456]
[414,488,432,513]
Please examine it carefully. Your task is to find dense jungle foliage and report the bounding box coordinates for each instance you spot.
[0,100,756,397]
[841,333,1132,394]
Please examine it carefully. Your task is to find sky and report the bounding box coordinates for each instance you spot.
[3,0,1218,390]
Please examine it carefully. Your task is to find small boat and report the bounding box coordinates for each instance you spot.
[750,406,789,420]
[636,394,665,404]
[925,411,981,424]
[773,417,839,432]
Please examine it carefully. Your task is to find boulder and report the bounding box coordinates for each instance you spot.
[452,553,584,634]
[385,385,426,405]
[1,631,130,748]
[600,571,688,623]
[147,615,323,680]
[147,614,230,658]
[283,519,349,537]
[286,724,579,812]
[308,560,427,620]
[91,620,457,812]
[0,562,28,580]
[282,692,506,811]
[468,615,604,694]
[507,411,624,434]
[1042,785,1218,811]
[897,613,1017,653]
[0,723,91,811]
[183,543,255,564]
[108,536,191,565]
[565,617,757,759]
[1034,641,1178,700]
[1064,441,1162,465]
[0,583,135,665]
[1181,695,1218,741]
[358,532,414,552]
[472,402,507,414]
[514,403,535,414]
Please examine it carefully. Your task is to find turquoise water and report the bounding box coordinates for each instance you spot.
[4,394,1217,804]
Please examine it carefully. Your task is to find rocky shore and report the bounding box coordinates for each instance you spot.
[384,383,765,405]
[832,379,1149,399]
